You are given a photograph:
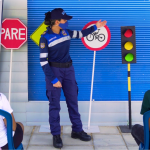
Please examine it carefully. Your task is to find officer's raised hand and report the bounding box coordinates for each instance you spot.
[96,20,107,28]
[53,81,62,88]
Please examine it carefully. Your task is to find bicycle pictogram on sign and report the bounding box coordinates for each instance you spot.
[86,29,105,42]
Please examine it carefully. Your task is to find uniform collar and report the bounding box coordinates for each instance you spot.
[47,26,53,34]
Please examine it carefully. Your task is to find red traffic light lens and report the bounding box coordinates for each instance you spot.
[124,29,133,38]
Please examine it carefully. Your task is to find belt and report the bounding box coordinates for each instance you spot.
[49,61,72,68]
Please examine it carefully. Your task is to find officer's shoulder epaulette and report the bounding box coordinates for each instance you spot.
[41,31,48,37]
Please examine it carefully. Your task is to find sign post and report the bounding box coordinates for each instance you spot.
[9,49,13,103]
[81,21,111,132]
[88,50,96,130]
[1,18,27,103]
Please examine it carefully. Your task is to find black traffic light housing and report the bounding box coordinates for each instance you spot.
[121,26,136,64]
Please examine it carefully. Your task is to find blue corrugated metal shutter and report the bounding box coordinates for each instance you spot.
[28,0,150,101]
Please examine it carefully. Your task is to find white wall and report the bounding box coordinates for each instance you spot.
[0,0,143,126]
[0,0,28,124]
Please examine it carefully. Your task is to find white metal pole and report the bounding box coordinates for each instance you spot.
[88,51,96,129]
[9,49,13,103]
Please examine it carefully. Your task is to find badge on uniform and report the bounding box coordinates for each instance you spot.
[62,11,66,15]
[62,30,67,36]
[40,43,45,49]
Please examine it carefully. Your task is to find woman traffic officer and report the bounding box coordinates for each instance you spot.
[39,8,107,148]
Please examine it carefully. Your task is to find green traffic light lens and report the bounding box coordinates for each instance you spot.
[125,53,134,62]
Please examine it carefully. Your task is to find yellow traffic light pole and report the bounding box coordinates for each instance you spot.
[128,63,132,129]
[120,26,136,132]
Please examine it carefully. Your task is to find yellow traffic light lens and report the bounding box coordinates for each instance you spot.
[124,42,133,50]
[125,53,134,62]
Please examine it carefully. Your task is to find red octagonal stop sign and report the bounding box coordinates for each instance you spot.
[1,18,27,49]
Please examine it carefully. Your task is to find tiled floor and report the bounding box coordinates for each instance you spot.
[23,126,139,150]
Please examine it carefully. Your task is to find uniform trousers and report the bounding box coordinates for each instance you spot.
[46,65,83,135]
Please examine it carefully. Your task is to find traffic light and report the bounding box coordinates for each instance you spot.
[121,26,136,64]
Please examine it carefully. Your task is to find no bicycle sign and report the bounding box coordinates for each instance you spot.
[81,21,111,51]
[81,21,111,132]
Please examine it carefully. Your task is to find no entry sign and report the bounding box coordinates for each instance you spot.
[1,18,27,49]
[81,21,111,51]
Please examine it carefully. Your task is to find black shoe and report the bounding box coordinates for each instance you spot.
[53,135,63,148]
[71,130,91,141]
